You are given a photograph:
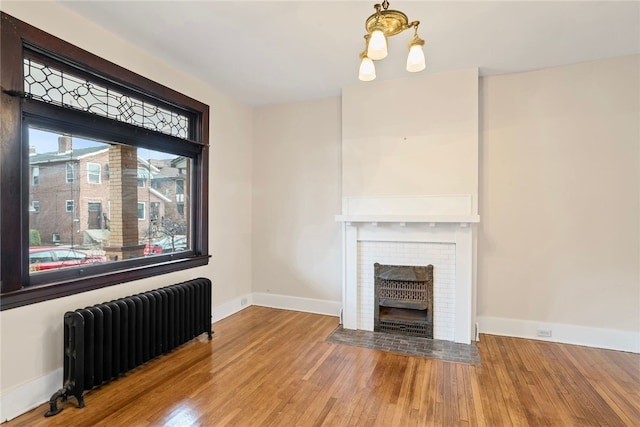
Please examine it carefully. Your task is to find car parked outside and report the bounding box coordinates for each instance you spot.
[29,247,106,272]
[143,235,187,255]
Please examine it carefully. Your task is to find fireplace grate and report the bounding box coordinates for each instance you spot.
[374,263,433,339]
[378,318,431,337]
[379,280,429,308]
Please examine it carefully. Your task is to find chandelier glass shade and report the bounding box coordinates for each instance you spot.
[367,30,388,60]
[406,34,426,72]
[358,56,377,81]
[358,1,426,81]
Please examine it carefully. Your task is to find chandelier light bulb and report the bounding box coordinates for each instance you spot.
[358,56,376,81]
[406,43,426,72]
[367,30,387,60]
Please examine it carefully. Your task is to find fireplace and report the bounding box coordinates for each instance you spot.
[336,195,479,344]
[374,263,433,338]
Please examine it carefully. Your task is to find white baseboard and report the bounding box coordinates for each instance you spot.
[0,368,62,423]
[212,293,253,322]
[252,292,341,317]
[477,316,640,353]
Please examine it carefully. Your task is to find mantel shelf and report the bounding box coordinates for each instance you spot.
[334,214,480,224]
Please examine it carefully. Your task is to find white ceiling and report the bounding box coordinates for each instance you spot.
[56,0,640,107]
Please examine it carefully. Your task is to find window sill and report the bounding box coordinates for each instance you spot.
[0,255,210,310]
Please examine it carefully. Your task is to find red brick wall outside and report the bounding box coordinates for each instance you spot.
[78,150,110,235]
[29,160,79,245]
[29,147,185,251]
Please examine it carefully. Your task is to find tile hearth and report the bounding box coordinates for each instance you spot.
[327,327,481,365]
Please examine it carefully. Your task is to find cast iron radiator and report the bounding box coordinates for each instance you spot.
[45,277,212,417]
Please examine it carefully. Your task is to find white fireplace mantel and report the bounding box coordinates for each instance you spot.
[336,195,479,344]
[335,195,478,223]
[335,214,480,225]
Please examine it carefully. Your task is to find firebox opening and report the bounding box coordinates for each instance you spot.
[374,263,434,339]
[379,306,428,322]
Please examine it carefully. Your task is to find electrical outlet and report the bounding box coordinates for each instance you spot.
[240,297,248,306]
[536,328,552,338]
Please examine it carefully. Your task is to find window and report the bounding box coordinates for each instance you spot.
[66,163,75,183]
[32,166,39,185]
[150,202,160,222]
[87,163,101,184]
[176,179,185,216]
[1,12,210,310]
[138,202,145,220]
[53,249,87,262]
[29,249,53,264]
[176,179,185,201]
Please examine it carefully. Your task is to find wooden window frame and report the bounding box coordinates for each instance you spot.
[0,12,210,310]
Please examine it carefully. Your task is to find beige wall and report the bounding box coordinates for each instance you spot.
[478,55,640,332]
[342,69,479,212]
[252,97,342,302]
[0,0,253,409]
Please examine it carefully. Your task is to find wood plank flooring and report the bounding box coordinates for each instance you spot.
[5,306,640,426]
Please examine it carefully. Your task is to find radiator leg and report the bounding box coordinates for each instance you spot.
[44,388,67,417]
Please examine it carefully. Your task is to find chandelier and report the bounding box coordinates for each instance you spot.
[358,0,426,81]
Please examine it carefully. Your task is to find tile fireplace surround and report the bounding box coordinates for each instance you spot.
[336,196,480,344]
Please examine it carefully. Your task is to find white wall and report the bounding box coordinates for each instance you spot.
[478,55,640,351]
[0,2,253,421]
[252,97,342,311]
[342,69,479,213]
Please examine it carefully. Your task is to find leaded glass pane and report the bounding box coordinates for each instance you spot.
[23,58,190,139]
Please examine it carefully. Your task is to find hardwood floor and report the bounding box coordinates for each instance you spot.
[5,306,640,426]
